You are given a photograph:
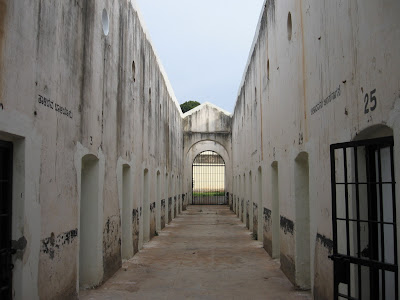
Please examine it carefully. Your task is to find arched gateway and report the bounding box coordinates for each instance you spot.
[192,151,226,205]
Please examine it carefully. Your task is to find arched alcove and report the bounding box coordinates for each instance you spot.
[257,166,263,242]
[143,169,150,243]
[353,124,393,141]
[121,164,133,259]
[79,154,103,288]
[271,161,280,259]
[156,171,161,232]
[294,152,310,289]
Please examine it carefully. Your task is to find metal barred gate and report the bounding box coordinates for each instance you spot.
[192,151,227,205]
[330,137,398,300]
[0,141,14,300]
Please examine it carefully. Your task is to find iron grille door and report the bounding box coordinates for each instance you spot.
[192,151,226,205]
[0,141,13,300]
[330,136,398,300]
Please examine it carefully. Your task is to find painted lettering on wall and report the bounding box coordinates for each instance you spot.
[364,89,377,114]
[38,95,73,119]
[310,85,341,115]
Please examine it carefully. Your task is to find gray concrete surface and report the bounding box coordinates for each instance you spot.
[80,206,311,300]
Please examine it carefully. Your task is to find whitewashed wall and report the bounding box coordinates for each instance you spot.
[231,0,400,298]
[0,0,184,298]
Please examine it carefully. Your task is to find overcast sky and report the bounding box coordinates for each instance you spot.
[135,0,265,113]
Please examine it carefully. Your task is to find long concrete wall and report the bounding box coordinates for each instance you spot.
[231,0,400,298]
[0,0,184,299]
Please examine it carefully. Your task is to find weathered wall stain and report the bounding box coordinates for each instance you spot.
[182,194,186,211]
[253,203,258,236]
[11,236,27,260]
[264,207,271,224]
[132,208,140,254]
[168,197,172,223]
[174,196,177,216]
[241,199,244,222]
[246,200,250,229]
[161,199,166,228]
[41,229,78,259]
[150,202,156,239]
[316,233,333,253]
[12,235,27,250]
[280,215,294,235]
[103,215,121,281]
[263,207,272,255]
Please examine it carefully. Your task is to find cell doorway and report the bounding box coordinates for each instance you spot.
[330,136,398,300]
[192,151,226,205]
[0,141,13,300]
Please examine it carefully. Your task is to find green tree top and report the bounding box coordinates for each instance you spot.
[180,100,200,113]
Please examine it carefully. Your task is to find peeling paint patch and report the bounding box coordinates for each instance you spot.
[316,233,333,253]
[280,215,294,235]
[41,229,78,259]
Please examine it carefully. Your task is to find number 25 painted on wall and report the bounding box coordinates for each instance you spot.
[364,89,377,114]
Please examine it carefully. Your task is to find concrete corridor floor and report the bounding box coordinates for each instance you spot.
[81,206,312,300]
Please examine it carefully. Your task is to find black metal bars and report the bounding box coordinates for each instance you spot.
[330,136,398,300]
[0,141,13,300]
